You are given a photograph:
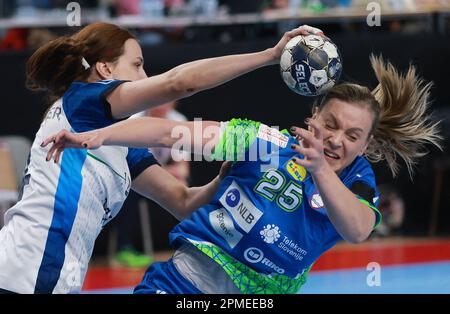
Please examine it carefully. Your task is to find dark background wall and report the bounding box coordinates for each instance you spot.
[1,32,449,251]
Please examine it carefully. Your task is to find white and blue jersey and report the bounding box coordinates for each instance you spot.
[0,80,158,294]
[136,119,381,294]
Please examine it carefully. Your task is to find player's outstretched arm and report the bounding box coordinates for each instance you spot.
[41,117,222,163]
[42,117,285,164]
[107,25,324,119]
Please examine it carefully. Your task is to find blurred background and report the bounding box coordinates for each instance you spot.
[0,0,449,293]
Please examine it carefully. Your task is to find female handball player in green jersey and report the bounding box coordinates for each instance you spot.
[43,56,441,294]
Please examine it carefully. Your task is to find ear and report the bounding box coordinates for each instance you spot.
[95,61,114,80]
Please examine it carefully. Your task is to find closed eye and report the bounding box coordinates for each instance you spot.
[347,134,359,142]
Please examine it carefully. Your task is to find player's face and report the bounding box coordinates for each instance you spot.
[110,39,148,81]
[315,99,374,174]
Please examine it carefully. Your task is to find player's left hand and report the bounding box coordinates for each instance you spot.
[289,117,329,175]
[41,129,104,164]
[270,25,326,62]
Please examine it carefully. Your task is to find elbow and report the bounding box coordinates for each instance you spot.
[157,120,185,149]
[159,132,175,148]
[345,228,371,244]
[166,68,198,98]
[346,234,367,244]
[344,204,376,244]
[166,203,189,222]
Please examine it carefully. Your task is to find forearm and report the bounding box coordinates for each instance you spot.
[140,176,221,221]
[311,164,375,243]
[132,165,221,221]
[100,117,185,147]
[169,49,277,94]
[182,176,222,216]
[100,117,220,151]
[109,50,277,118]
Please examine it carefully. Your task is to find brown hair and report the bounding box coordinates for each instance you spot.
[314,55,442,178]
[26,22,135,103]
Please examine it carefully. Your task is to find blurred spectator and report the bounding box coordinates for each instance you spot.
[164,0,187,16]
[27,28,57,49]
[261,0,289,12]
[41,0,99,8]
[0,28,28,51]
[221,0,262,14]
[373,184,405,237]
[261,0,302,35]
[112,0,140,16]
[0,27,57,51]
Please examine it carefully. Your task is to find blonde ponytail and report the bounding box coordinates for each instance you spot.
[366,55,442,177]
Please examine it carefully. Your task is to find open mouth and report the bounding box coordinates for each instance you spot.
[324,149,340,160]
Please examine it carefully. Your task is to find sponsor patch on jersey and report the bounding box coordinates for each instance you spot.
[219,181,263,233]
[209,208,243,249]
[257,124,288,148]
[243,247,285,274]
[309,192,324,209]
[285,159,307,182]
[260,224,281,244]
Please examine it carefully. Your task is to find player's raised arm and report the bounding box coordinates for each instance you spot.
[107,25,325,119]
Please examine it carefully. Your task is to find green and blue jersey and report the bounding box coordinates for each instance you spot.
[169,118,381,294]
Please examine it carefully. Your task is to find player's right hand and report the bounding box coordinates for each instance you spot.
[270,24,326,62]
[41,129,104,163]
[218,161,233,180]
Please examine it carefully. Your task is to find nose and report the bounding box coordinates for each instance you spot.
[140,68,148,79]
[328,131,344,149]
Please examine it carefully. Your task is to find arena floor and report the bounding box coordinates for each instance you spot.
[82,237,450,294]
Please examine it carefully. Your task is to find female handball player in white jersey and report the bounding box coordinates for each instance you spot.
[0,22,321,294]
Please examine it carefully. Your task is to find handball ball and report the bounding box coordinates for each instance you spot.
[280,34,342,97]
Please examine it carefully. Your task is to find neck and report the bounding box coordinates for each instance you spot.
[86,71,106,83]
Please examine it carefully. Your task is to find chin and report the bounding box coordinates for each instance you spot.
[325,157,340,173]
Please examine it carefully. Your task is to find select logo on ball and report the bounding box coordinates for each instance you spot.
[280,34,342,97]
